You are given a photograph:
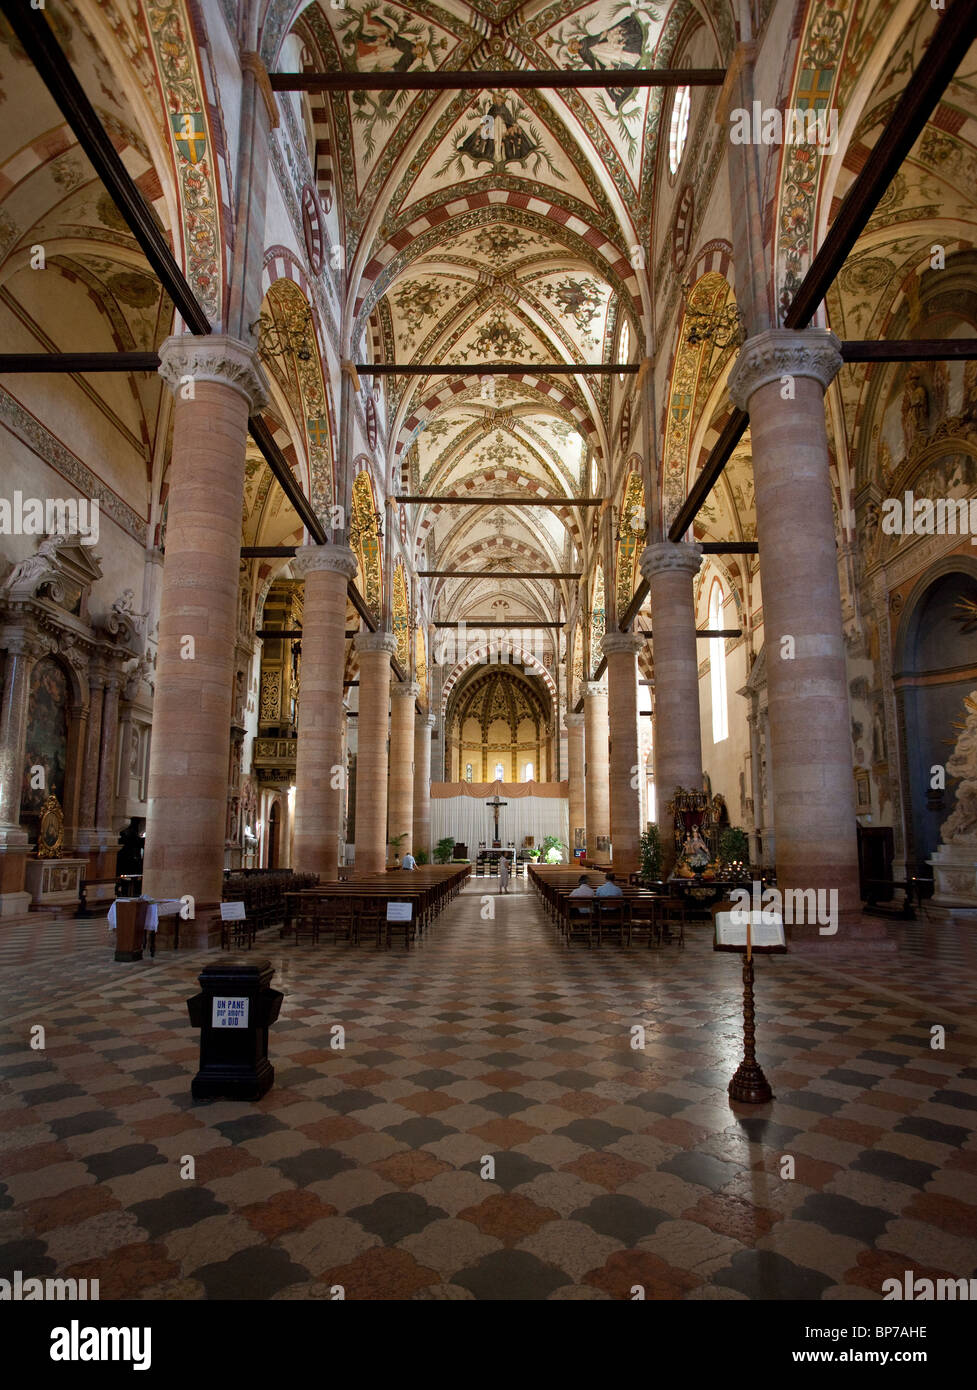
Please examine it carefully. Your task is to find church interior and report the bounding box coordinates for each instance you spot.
[0,0,976,1315]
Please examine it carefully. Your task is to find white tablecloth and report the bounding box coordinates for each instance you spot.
[108,898,183,932]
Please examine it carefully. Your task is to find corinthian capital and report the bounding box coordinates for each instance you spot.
[158,334,269,412]
[601,632,643,659]
[354,631,398,657]
[727,328,842,410]
[640,541,703,582]
[291,544,358,580]
[391,680,420,700]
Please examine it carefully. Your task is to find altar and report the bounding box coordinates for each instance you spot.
[431,780,569,858]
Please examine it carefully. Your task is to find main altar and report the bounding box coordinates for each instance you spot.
[431,780,569,858]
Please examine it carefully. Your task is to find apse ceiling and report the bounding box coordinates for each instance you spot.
[290,0,717,632]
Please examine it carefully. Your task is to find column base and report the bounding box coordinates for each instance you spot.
[929,845,977,907]
[0,891,32,918]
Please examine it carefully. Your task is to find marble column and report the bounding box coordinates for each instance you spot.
[602,632,643,875]
[77,670,104,836]
[729,329,861,929]
[389,681,418,858]
[746,708,763,864]
[94,674,121,869]
[640,541,703,872]
[291,544,358,877]
[582,680,611,863]
[143,335,267,928]
[0,632,37,915]
[353,631,397,873]
[413,712,435,859]
[565,710,586,855]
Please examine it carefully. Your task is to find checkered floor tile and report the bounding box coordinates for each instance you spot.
[1,883,975,1299]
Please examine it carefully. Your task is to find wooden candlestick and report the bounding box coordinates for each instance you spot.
[728,950,773,1105]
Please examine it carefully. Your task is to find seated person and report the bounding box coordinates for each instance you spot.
[401,852,417,870]
[595,871,624,905]
[567,874,595,913]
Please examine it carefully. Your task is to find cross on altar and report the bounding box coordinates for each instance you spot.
[487,794,508,844]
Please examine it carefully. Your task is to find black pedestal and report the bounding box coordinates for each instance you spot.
[187,956,283,1101]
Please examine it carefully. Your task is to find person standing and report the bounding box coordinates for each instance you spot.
[499,854,511,894]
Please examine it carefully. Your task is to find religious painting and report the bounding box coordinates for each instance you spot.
[21,657,69,818]
[545,2,661,162]
[335,4,450,159]
[393,563,410,669]
[591,563,605,675]
[391,278,465,350]
[437,94,564,180]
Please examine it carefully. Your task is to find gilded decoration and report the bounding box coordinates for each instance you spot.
[590,563,605,676]
[393,564,410,669]
[351,472,383,621]
[616,472,645,619]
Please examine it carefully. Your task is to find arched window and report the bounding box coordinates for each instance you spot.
[669,85,691,175]
[494,762,505,782]
[524,763,534,782]
[618,318,630,382]
[466,763,473,783]
[709,580,728,743]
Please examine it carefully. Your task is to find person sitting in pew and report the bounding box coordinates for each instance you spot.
[401,852,417,870]
[595,872,624,902]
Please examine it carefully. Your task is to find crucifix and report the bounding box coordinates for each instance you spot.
[487,794,508,847]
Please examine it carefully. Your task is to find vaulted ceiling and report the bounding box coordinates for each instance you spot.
[288,0,727,629]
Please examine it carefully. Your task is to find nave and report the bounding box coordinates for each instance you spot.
[1,885,975,1301]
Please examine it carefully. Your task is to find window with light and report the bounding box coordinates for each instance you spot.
[669,85,691,175]
[710,580,728,743]
[524,763,534,782]
[618,318,630,382]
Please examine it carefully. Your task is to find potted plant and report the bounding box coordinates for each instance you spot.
[415,850,429,865]
[542,835,567,864]
[718,826,750,872]
[434,836,456,864]
[388,832,407,866]
[639,824,663,882]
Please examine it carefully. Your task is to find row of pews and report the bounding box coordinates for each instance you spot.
[528,865,688,949]
[282,863,471,950]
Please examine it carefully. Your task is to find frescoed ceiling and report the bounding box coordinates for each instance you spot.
[282,0,731,636]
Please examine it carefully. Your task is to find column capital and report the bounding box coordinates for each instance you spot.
[355,631,398,657]
[291,543,357,581]
[565,711,586,728]
[158,333,269,412]
[602,632,643,659]
[727,328,842,410]
[416,711,436,730]
[582,680,607,699]
[640,540,702,582]
[391,680,420,700]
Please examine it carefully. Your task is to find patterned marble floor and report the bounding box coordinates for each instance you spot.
[1,882,975,1301]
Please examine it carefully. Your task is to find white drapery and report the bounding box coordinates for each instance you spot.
[431,794,569,855]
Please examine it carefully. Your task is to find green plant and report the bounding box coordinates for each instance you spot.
[415,849,429,865]
[434,836,456,864]
[718,825,750,866]
[388,832,407,863]
[541,834,566,864]
[640,824,663,881]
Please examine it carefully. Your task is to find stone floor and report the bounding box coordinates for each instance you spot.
[1,880,975,1300]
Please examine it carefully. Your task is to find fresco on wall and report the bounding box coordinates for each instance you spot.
[22,657,69,817]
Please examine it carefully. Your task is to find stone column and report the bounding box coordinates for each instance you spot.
[746,708,763,864]
[143,335,267,928]
[94,675,121,865]
[640,541,703,872]
[565,711,586,855]
[582,680,610,863]
[77,671,104,834]
[62,702,87,846]
[291,544,358,877]
[388,681,418,859]
[602,632,643,875]
[0,632,37,915]
[413,712,435,859]
[728,329,861,930]
[353,631,396,873]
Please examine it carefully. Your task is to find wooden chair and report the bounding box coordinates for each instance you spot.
[656,896,687,948]
[593,897,631,948]
[291,903,321,946]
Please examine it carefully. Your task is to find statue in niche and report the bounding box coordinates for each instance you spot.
[940,693,977,844]
[872,705,887,764]
[901,366,929,453]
